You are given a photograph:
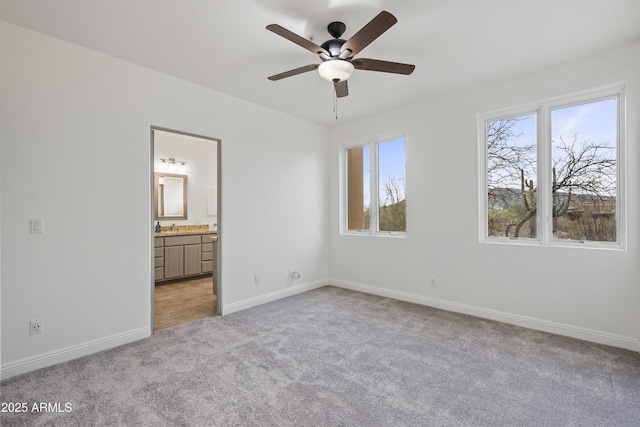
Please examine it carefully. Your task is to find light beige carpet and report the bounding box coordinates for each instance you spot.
[2,286,639,426]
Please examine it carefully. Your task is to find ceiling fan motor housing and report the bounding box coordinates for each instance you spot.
[321,21,348,59]
[320,38,347,58]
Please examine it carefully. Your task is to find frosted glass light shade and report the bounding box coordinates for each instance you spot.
[318,60,354,82]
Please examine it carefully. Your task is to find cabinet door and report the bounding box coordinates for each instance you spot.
[184,244,202,276]
[164,246,184,279]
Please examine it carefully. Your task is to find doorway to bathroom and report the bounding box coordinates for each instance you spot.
[150,127,221,332]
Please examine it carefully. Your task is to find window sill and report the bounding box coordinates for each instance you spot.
[481,237,625,251]
[342,231,406,238]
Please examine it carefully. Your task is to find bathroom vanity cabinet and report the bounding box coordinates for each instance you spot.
[154,233,216,282]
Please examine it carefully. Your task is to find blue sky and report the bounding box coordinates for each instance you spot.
[551,98,617,143]
[505,97,616,146]
[512,98,617,145]
[360,138,406,208]
[378,138,406,199]
[492,97,617,187]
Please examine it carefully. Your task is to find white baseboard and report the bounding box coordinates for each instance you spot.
[330,279,640,353]
[4,279,635,380]
[222,279,328,315]
[1,327,149,380]
[1,280,327,380]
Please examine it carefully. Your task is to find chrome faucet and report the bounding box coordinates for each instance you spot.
[171,224,176,231]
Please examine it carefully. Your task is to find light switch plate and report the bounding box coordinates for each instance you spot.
[30,219,43,234]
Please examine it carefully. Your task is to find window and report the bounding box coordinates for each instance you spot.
[343,135,406,235]
[480,87,625,248]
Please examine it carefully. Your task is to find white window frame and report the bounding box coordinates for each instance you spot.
[340,132,407,237]
[478,85,626,249]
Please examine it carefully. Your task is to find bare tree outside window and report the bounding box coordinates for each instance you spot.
[378,139,406,232]
[486,97,618,243]
[379,176,406,232]
[551,99,617,242]
[486,114,537,238]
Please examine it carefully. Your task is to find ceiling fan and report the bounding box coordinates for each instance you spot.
[266,11,415,98]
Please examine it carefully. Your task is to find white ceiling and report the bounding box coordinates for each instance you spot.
[1,0,639,127]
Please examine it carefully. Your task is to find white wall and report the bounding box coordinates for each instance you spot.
[1,19,637,381]
[154,130,218,229]
[0,20,329,378]
[329,40,640,351]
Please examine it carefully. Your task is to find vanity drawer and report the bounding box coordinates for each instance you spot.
[164,235,201,246]
[202,243,213,253]
[154,237,164,247]
[202,261,213,273]
[154,247,164,258]
[155,257,164,268]
[202,251,213,261]
[154,267,164,280]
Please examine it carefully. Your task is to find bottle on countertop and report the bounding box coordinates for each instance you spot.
[155,222,161,233]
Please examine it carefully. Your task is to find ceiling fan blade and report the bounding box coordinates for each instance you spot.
[267,24,330,57]
[340,11,397,57]
[268,64,319,81]
[352,58,415,75]
[334,80,349,98]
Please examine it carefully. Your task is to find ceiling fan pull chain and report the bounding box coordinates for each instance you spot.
[332,85,338,120]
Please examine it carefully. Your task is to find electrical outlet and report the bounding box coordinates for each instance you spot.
[254,274,260,285]
[288,270,301,279]
[429,277,437,287]
[30,318,43,335]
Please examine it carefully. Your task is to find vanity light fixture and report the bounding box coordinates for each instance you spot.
[160,157,187,173]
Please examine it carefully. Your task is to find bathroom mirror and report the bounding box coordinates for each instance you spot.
[154,172,188,220]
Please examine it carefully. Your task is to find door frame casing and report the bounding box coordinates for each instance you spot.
[150,126,222,332]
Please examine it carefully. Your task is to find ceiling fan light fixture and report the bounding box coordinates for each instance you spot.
[267,11,414,98]
[318,60,354,82]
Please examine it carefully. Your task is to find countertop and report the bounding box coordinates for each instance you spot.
[154,225,217,239]
[154,230,217,237]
